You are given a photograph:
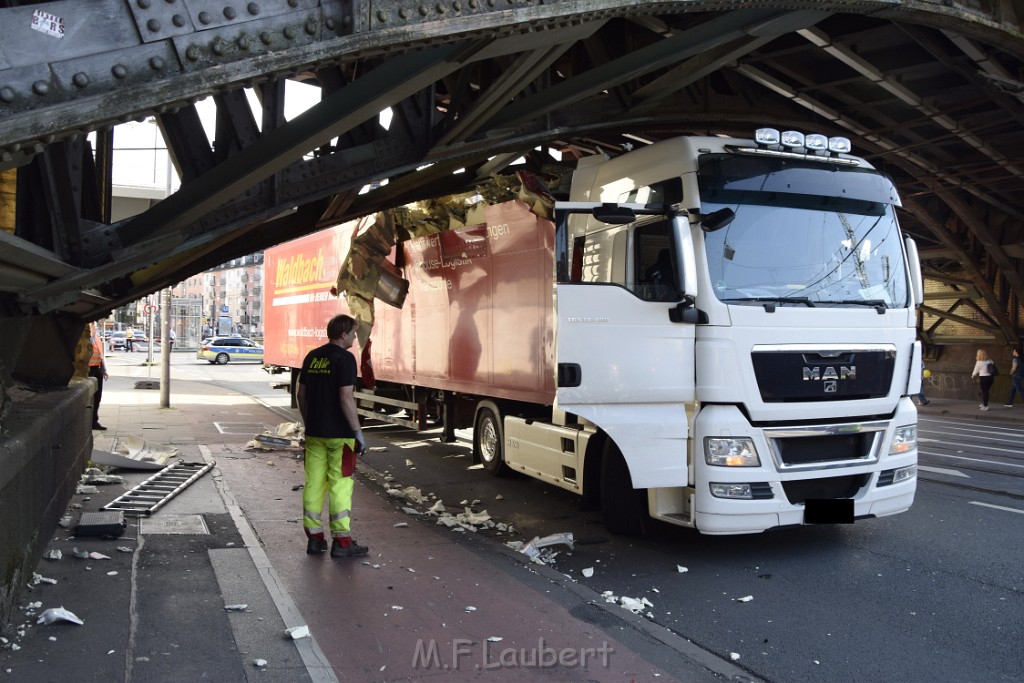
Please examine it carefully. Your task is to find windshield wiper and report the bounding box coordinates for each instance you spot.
[722,296,815,311]
[824,299,889,313]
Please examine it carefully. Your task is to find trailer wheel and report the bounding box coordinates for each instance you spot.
[474,404,508,476]
[600,440,650,535]
[215,353,229,365]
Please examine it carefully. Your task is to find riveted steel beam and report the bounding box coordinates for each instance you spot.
[25,39,480,311]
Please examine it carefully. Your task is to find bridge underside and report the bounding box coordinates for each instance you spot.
[2,0,1024,393]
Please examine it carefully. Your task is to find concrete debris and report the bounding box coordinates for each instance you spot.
[57,516,72,529]
[495,494,504,500]
[735,595,754,603]
[519,533,574,563]
[368,446,387,452]
[464,606,477,613]
[253,659,268,667]
[249,422,305,450]
[582,567,595,578]
[730,653,741,661]
[427,500,446,514]
[618,596,655,614]
[25,601,42,610]
[106,571,118,576]
[37,607,83,625]
[71,547,89,559]
[391,605,404,611]
[405,459,415,467]
[44,550,62,561]
[677,565,689,573]
[394,522,409,528]
[224,604,248,612]
[89,552,110,560]
[487,636,503,642]
[31,573,57,586]
[401,486,428,504]
[434,507,495,532]
[116,547,133,553]
[284,625,310,640]
[81,472,125,485]
[77,485,99,494]
[401,507,422,516]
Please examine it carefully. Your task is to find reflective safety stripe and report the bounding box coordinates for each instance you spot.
[329,509,350,523]
[303,508,323,533]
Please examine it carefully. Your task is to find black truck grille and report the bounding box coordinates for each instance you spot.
[752,348,896,402]
[782,474,871,504]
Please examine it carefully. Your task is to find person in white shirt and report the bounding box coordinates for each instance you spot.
[971,348,996,410]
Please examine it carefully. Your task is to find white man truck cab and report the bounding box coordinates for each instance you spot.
[554,129,921,534]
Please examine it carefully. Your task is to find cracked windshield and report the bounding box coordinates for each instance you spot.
[700,154,909,308]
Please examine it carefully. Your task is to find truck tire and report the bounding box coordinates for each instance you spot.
[474,404,508,476]
[600,440,650,535]
[215,353,229,365]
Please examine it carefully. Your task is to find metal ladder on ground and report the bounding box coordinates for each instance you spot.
[101,460,215,516]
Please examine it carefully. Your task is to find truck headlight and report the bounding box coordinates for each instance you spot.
[705,437,760,467]
[889,425,917,455]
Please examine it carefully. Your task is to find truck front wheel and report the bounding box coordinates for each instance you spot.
[600,440,650,535]
[474,404,508,476]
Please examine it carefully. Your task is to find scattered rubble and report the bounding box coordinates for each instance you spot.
[284,625,310,640]
[510,532,575,564]
[37,607,83,626]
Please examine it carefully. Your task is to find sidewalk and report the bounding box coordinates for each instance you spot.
[0,357,740,683]
[916,396,1024,424]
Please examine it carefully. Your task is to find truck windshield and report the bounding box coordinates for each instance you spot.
[699,154,909,308]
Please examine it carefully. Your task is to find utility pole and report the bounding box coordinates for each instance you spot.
[160,288,171,408]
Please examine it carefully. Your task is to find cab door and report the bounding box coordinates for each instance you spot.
[554,217,696,488]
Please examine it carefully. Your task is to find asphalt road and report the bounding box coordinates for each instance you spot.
[168,356,1024,683]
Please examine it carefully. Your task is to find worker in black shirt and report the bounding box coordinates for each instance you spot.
[297,314,369,558]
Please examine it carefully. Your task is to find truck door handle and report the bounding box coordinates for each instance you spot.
[558,363,582,387]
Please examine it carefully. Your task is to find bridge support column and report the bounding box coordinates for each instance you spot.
[0,379,93,628]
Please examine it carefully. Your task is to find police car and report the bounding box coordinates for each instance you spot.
[196,337,264,364]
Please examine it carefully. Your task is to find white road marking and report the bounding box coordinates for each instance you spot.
[917,465,970,479]
[918,434,1024,455]
[921,451,1024,470]
[969,501,1024,515]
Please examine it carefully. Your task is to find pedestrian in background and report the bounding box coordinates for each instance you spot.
[296,314,369,558]
[1004,348,1024,407]
[914,360,930,406]
[971,348,996,411]
[88,322,109,430]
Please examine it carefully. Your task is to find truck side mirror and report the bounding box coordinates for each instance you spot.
[699,208,735,233]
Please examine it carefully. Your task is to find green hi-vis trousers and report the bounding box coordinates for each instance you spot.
[302,436,357,540]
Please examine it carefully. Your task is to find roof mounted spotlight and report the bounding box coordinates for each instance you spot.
[780,131,805,148]
[805,134,828,152]
[828,136,852,154]
[755,128,780,146]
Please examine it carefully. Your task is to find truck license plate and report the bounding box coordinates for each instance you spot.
[804,498,854,524]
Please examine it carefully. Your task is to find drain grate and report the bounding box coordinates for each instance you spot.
[101,460,214,516]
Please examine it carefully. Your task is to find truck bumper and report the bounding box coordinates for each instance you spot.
[686,400,918,535]
[690,480,916,535]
